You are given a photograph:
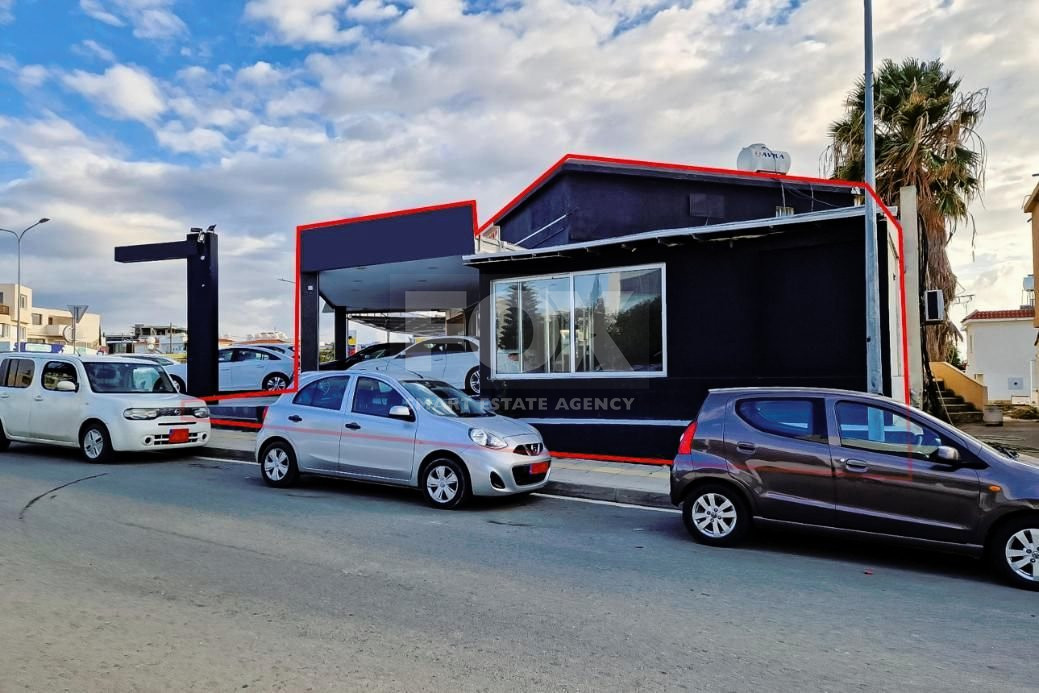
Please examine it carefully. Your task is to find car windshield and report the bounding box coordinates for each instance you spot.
[85,362,177,393]
[402,380,492,417]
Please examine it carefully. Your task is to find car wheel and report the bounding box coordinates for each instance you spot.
[170,375,186,393]
[80,423,114,464]
[989,517,1039,591]
[682,483,750,547]
[260,441,299,487]
[421,457,469,509]
[464,367,480,396]
[263,373,290,391]
[0,420,10,452]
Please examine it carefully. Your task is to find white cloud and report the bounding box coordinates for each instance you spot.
[236,61,286,86]
[244,0,364,45]
[345,0,400,23]
[0,0,14,24]
[18,64,49,87]
[80,0,187,39]
[156,121,228,154]
[62,64,166,122]
[74,39,117,63]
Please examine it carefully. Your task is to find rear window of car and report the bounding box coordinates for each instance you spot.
[736,398,826,442]
[0,358,35,389]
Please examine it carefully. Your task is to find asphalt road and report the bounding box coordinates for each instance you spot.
[1,446,1036,692]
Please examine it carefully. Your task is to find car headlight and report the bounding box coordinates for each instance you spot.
[469,428,508,449]
[193,407,209,419]
[124,408,160,420]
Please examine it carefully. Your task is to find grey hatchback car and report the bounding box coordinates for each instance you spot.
[671,387,1039,590]
[256,372,551,508]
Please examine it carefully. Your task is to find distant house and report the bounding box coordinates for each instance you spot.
[963,308,1037,402]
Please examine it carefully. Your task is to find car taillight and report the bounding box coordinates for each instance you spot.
[677,421,698,455]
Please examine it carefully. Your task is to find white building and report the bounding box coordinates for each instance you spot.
[963,308,1037,403]
[0,284,103,353]
[106,324,188,355]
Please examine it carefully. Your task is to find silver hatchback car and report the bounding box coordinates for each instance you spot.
[255,372,551,508]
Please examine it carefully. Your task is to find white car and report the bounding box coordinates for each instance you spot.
[164,346,293,393]
[351,336,481,394]
[0,353,211,462]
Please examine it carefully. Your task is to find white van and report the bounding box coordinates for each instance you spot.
[0,353,211,462]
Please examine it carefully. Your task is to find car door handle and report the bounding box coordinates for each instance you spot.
[33,395,44,402]
[288,415,303,423]
[344,422,361,430]
[844,460,869,473]
[735,442,756,454]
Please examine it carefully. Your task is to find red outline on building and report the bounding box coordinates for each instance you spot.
[210,154,911,466]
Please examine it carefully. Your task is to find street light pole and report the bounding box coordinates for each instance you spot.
[863,0,883,394]
[0,218,49,352]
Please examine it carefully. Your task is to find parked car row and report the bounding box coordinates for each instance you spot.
[1,349,1037,590]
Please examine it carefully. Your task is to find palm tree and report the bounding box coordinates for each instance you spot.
[824,58,987,362]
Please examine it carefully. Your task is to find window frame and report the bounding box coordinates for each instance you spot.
[735,397,828,444]
[833,399,951,462]
[292,375,349,411]
[42,360,80,392]
[489,262,667,380]
[350,376,409,419]
[1,358,35,389]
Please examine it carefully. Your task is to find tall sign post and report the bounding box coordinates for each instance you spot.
[115,227,219,396]
[67,304,89,355]
[863,0,883,394]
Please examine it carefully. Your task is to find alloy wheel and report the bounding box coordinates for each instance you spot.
[1005,528,1039,583]
[264,448,290,482]
[691,493,738,538]
[468,370,480,395]
[266,375,288,391]
[83,429,105,460]
[426,465,459,504]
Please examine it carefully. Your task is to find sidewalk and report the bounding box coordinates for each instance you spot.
[204,429,672,508]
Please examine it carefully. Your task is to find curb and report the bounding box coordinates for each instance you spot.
[204,447,673,510]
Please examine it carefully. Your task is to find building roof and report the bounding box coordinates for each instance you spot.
[962,308,1035,323]
[480,154,861,233]
[464,205,866,266]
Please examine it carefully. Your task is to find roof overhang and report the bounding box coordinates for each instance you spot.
[464,206,868,266]
[317,255,479,312]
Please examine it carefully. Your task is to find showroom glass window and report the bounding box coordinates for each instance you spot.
[492,265,664,377]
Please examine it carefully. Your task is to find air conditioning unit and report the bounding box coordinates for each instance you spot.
[924,289,945,324]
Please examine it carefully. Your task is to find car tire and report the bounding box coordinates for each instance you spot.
[988,516,1039,591]
[80,423,114,464]
[263,373,290,391]
[170,375,186,393]
[420,457,469,510]
[682,483,751,547]
[260,441,299,487]
[0,420,10,452]
[464,367,480,396]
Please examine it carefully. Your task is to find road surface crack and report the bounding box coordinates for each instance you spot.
[18,473,109,520]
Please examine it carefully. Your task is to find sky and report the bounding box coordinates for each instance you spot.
[0,0,1036,344]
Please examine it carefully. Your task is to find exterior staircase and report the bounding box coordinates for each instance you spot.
[935,378,983,425]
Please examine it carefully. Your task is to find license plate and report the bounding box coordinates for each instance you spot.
[529,461,549,475]
[168,429,190,444]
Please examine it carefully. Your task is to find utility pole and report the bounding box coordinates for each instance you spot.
[1,218,49,352]
[863,0,884,394]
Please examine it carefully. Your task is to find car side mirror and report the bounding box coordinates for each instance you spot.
[388,405,414,421]
[55,380,78,392]
[935,445,960,463]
